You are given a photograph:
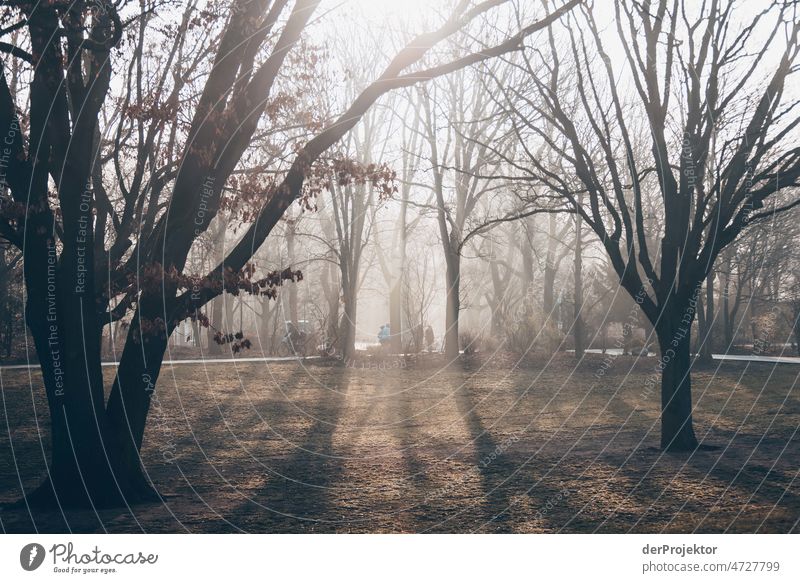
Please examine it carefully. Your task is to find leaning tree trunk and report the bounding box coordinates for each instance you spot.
[655,302,699,452]
[103,297,174,504]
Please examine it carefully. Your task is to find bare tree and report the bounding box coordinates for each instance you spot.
[374,94,425,354]
[497,0,800,450]
[0,0,578,506]
[419,65,513,358]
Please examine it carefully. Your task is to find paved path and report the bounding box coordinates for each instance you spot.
[3,350,800,372]
[580,348,800,365]
[710,353,800,364]
[0,355,319,371]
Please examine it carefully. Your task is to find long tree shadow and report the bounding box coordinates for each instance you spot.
[578,427,800,533]
[97,361,356,533]
[8,362,285,533]
[450,364,516,531]
[8,361,325,533]
[233,365,350,532]
[137,364,310,533]
[393,385,434,492]
[680,435,800,532]
[1,365,159,533]
[445,363,614,533]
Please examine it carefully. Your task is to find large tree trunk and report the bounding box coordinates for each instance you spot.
[388,199,406,355]
[206,219,228,355]
[696,271,714,363]
[488,257,505,339]
[24,232,140,508]
[444,249,461,359]
[572,213,585,359]
[721,250,735,349]
[259,294,273,352]
[542,214,559,316]
[207,295,224,355]
[696,296,710,362]
[0,249,10,358]
[723,293,734,348]
[103,301,173,504]
[656,306,699,452]
[338,271,357,360]
[321,260,339,353]
[388,188,407,354]
[22,29,120,506]
[26,317,121,508]
[705,272,715,351]
[286,219,300,329]
[792,303,800,356]
[520,216,536,295]
[389,278,403,353]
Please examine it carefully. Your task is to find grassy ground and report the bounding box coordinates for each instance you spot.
[1,353,798,533]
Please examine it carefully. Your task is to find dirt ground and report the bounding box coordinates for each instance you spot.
[1,353,798,533]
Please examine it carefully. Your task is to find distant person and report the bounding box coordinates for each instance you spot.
[378,323,391,347]
[425,325,435,353]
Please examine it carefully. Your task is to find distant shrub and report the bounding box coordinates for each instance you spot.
[459,330,482,354]
[506,314,564,355]
[480,334,502,354]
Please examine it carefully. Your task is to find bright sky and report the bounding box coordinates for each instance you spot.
[342,0,438,14]
[323,0,451,38]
